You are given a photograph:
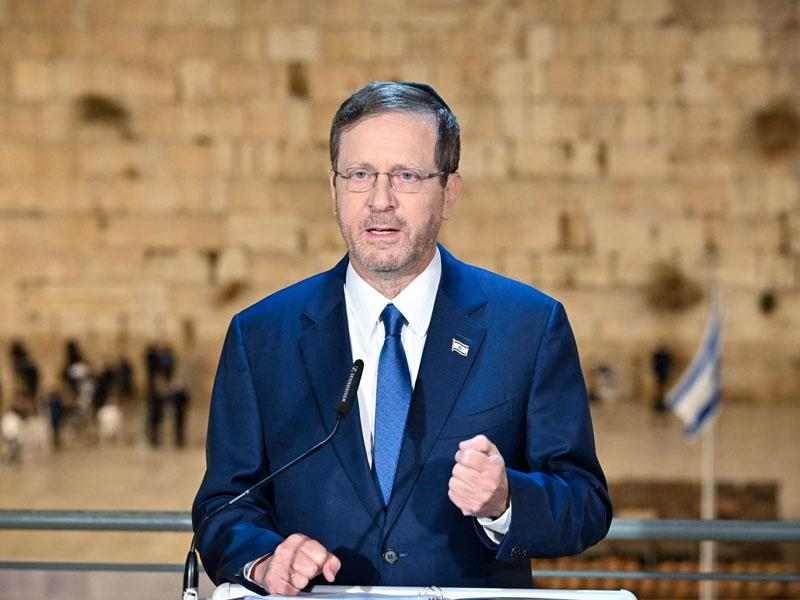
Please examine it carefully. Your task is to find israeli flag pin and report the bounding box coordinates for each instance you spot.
[451,338,469,357]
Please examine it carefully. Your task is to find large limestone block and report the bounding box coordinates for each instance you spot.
[512,141,563,177]
[0,250,82,283]
[178,60,216,101]
[590,212,657,256]
[216,65,284,101]
[278,141,329,178]
[149,29,253,61]
[63,28,151,59]
[696,27,765,62]
[22,284,133,316]
[525,25,556,62]
[624,25,693,60]
[104,215,223,250]
[247,250,343,290]
[12,60,50,100]
[0,29,54,58]
[538,253,609,290]
[83,249,142,282]
[559,24,624,59]
[243,100,284,138]
[0,141,36,175]
[618,0,672,23]
[266,25,320,62]
[142,249,209,285]
[84,0,165,25]
[321,27,405,61]
[0,216,100,250]
[301,218,345,253]
[120,63,176,100]
[459,140,509,179]
[268,181,331,218]
[608,143,670,179]
[227,213,301,253]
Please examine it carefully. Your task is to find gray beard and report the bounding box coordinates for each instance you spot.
[335,207,442,278]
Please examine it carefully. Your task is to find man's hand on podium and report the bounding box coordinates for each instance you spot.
[448,435,510,519]
[252,533,341,596]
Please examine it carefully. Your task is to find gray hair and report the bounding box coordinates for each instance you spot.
[329,81,460,185]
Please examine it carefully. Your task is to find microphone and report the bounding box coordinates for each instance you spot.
[182,359,364,600]
[336,360,361,417]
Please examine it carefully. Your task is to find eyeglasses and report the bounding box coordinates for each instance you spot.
[333,167,447,193]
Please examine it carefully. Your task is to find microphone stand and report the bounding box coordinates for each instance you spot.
[182,414,346,599]
[182,359,363,600]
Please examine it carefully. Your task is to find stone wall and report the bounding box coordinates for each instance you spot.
[0,0,799,404]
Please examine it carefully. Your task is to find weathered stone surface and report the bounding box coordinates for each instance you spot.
[0,0,797,404]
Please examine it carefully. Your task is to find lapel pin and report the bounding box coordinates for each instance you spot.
[451,338,469,357]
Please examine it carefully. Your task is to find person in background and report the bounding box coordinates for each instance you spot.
[651,343,674,413]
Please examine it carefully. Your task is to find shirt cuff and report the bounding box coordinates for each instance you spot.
[242,553,271,584]
[476,502,512,544]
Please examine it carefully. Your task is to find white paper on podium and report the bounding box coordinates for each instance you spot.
[211,583,637,600]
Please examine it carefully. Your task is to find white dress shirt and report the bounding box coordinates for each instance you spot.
[344,248,510,542]
[344,251,440,464]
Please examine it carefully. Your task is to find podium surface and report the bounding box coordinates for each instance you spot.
[211,584,637,600]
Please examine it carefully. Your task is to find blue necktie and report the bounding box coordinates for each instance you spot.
[374,304,412,505]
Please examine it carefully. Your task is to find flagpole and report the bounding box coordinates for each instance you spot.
[666,252,722,600]
[699,422,716,600]
[699,252,719,600]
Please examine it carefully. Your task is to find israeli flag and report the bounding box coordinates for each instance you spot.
[666,296,722,439]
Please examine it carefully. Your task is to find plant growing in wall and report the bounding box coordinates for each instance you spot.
[75,93,134,139]
[644,261,703,313]
[751,99,800,161]
[758,289,777,315]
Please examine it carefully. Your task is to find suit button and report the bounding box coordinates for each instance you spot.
[382,549,399,564]
[510,546,522,559]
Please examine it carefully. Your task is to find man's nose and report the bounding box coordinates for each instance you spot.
[368,173,397,211]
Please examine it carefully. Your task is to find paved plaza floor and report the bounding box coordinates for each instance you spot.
[0,401,797,598]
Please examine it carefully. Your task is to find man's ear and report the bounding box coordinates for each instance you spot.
[328,169,337,215]
[442,172,462,220]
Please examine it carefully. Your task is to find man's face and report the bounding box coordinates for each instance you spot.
[329,111,461,283]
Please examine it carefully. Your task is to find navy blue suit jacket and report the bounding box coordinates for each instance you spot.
[193,246,611,594]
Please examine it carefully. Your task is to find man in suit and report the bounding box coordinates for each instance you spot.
[193,82,612,596]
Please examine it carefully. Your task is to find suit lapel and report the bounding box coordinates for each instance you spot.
[384,247,487,532]
[297,258,385,528]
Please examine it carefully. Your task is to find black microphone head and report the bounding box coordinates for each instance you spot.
[336,359,363,417]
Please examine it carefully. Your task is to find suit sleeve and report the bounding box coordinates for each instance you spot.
[478,301,613,559]
[192,314,283,594]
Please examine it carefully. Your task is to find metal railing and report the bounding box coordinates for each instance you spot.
[1,511,799,584]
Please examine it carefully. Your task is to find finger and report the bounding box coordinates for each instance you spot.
[322,554,341,582]
[450,477,495,511]
[265,535,320,594]
[297,538,331,567]
[447,487,473,515]
[272,580,298,596]
[448,475,477,501]
[455,449,497,472]
[452,462,501,490]
[291,551,322,579]
[287,569,310,590]
[265,565,300,597]
[450,463,478,485]
[272,534,309,569]
[454,449,483,470]
[279,533,309,552]
[459,434,494,453]
[448,474,477,496]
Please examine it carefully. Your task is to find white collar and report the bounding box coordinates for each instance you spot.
[344,248,442,339]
